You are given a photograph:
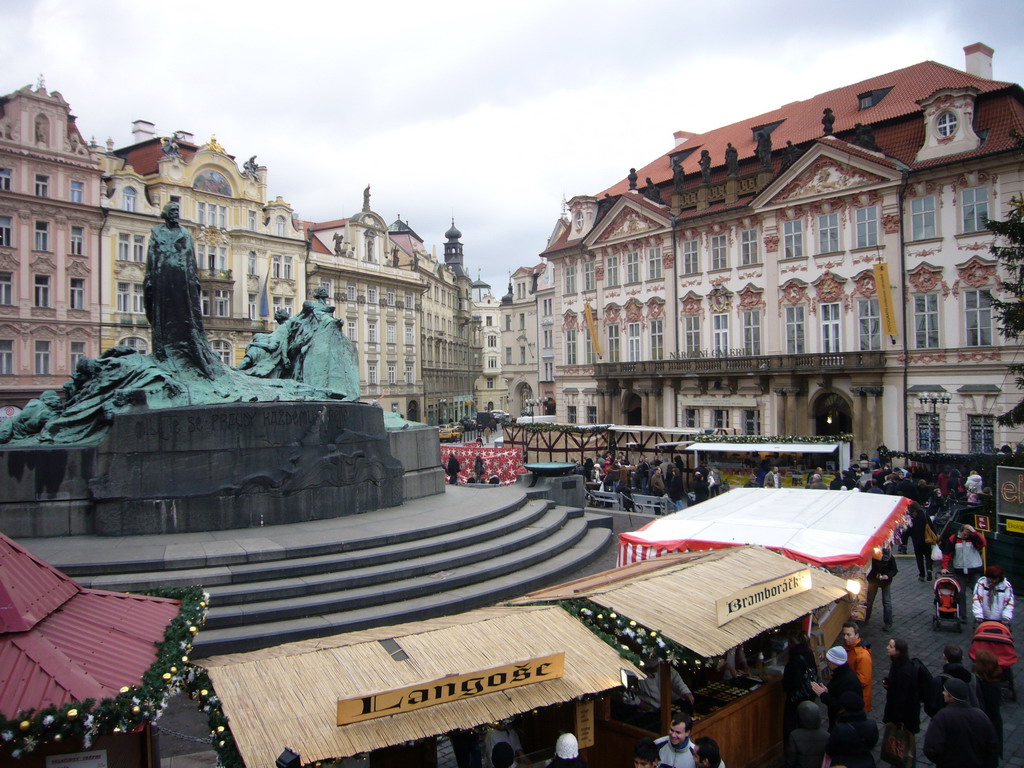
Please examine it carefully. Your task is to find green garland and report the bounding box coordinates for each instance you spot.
[557,599,705,670]
[513,423,609,435]
[690,433,853,445]
[0,587,207,760]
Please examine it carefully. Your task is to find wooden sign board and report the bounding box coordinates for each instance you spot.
[716,569,812,626]
[575,699,595,749]
[337,653,565,725]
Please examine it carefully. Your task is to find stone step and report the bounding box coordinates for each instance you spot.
[79,499,558,592]
[46,488,533,577]
[192,524,612,657]
[202,511,590,630]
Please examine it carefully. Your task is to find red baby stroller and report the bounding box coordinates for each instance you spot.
[932,576,963,632]
[970,620,1018,701]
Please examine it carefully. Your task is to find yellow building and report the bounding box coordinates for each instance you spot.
[99,122,306,363]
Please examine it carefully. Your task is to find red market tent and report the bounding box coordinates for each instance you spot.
[618,488,912,569]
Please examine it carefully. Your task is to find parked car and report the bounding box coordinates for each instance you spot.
[459,418,478,431]
[437,424,463,442]
[490,410,510,423]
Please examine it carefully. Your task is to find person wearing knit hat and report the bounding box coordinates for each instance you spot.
[811,646,863,729]
[824,688,878,767]
[923,675,999,768]
[548,732,587,768]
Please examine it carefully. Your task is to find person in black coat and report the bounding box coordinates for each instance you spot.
[825,691,878,768]
[865,548,898,630]
[446,454,461,485]
[923,677,999,768]
[908,502,937,581]
[811,646,863,729]
[692,472,709,504]
[782,632,818,742]
[882,638,922,734]
[973,649,1004,758]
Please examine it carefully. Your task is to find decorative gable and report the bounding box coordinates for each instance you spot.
[594,206,663,244]
[775,156,887,203]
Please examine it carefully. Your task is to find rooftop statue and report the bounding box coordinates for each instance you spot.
[0,205,361,446]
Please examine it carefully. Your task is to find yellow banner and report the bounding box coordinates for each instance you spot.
[873,263,898,337]
[337,653,565,725]
[584,303,602,357]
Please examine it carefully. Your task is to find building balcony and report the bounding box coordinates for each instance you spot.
[594,350,888,378]
[198,269,234,283]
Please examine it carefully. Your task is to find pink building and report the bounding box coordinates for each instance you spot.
[0,82,103,410]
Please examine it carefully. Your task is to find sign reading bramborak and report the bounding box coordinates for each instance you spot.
[337,653,565,725]
[716,570,812,626]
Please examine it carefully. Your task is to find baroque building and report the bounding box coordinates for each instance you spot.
[100,121,306,364]
[306,195,425,421]
[542,44,1024,456]
[499,265,543,416]
[0,82,104,409]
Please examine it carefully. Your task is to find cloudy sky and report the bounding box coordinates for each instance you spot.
[3,0,1022,292]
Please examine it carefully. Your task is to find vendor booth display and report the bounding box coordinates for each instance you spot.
[200,606,639,768]
[440,444,526,485]
[515,546,851,768]
[0,533,207,766]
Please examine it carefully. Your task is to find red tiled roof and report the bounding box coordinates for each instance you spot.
[117,138,199,176]
[0,534,180,716]
[308,217,351,231]
[601,60,1019,197]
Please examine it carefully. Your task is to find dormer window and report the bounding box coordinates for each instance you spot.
[936,111,958,138]
[857,87,893,110]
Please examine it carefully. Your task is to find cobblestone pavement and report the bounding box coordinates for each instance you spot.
[156,513,1023,767]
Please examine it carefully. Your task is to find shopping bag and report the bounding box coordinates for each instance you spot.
[880,722,915,768]
[924,525,938,546]
[931,544,943,562]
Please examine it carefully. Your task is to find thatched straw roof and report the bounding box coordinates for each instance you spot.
[202,606,638,766]
[513,545,849,657]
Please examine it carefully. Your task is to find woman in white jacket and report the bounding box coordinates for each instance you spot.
[973,565,1015,623]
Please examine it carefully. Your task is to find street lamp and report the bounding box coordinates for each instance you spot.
[917,390,950,451]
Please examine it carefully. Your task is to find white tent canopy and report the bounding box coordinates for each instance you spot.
[618,488,910,569]
[686,442,840,454]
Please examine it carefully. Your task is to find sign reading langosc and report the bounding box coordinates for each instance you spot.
[996,466,1024,535]
[715,569,813,626]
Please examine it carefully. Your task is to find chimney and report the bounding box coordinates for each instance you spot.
[964,43,994,79]
[174,130,194,144]
[673,130,697,147]
[132,119,156,143]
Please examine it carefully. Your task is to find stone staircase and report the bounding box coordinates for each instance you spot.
[32,485,612,657]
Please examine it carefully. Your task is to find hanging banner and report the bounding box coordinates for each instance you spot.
[873,263,898,338]
[584,303,602,357]
[337,653,565,725]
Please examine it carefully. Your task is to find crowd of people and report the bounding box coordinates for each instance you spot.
[779,611,1013,768]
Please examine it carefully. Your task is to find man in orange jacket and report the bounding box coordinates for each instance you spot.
[841,621,873,711]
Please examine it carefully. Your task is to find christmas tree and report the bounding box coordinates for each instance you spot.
[988,130,1024,426]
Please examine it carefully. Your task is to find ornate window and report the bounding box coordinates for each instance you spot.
[682,240,699,275]
[936,111,958,138]
[855,206,878,248]
[712,313,729,354]
[211,340,232,365]
[583,261,595,291]
[565,328,577,365]
[34,221,49,251]
[820,302,841,353]
[34,274,50,307]
[742,310,761,355]
[962,187,989,233]
[911,196,937,240]
[914,294,939,349]
[858,298,880,351]
[740,229,759,266]
[710,235,728,271]
[69,278,85,310]
[917,412,940,451]
[626,251,641,283]
[651,319,664,360]
[964,289,992,346]
[783,220,803,259]
[684,315,701,356]
[0,339,13,375]
[648,246,663,279]
[785,305,805,354]
[0,216,10,247]
[605,254,619,286]
[818,213,840,254]
[123,187,137,212]
[70,341,86,369]
[968,415,994,454]
[34,340,50,375]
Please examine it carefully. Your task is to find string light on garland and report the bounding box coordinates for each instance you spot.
[691,433,854,446]
[0,587,207,760]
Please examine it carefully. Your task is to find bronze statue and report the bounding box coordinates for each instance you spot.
[243,155,259,177]
[755,130,772,170]
[725,143,739,177]
[852,123,880,152]
[672,159,685,193]
[144,202,219,378]
[643,177,661,203]
[781,140,802,170]
[699,150,712,185]
[822,107,835,136]
[628,168,638,190]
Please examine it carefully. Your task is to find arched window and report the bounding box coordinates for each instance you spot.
[123,187,137,213]
[275,216,286,236]
[211,340,232,365]
[119,336,148,353]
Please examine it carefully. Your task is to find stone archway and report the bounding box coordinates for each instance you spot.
[407,400,419,423]
[812,391,852,437]
[515,382,535,416]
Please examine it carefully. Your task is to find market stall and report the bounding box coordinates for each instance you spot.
[200,606,641,768]
[440,444,526,485]
[617,488,910,568]
[514,545,851,768]
[686,438,853,488]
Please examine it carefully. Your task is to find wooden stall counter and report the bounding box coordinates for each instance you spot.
[592,675,784,768]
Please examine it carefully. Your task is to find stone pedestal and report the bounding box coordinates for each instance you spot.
[89,402,404,535]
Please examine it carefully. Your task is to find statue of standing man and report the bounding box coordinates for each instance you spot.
[144,201,219,378]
